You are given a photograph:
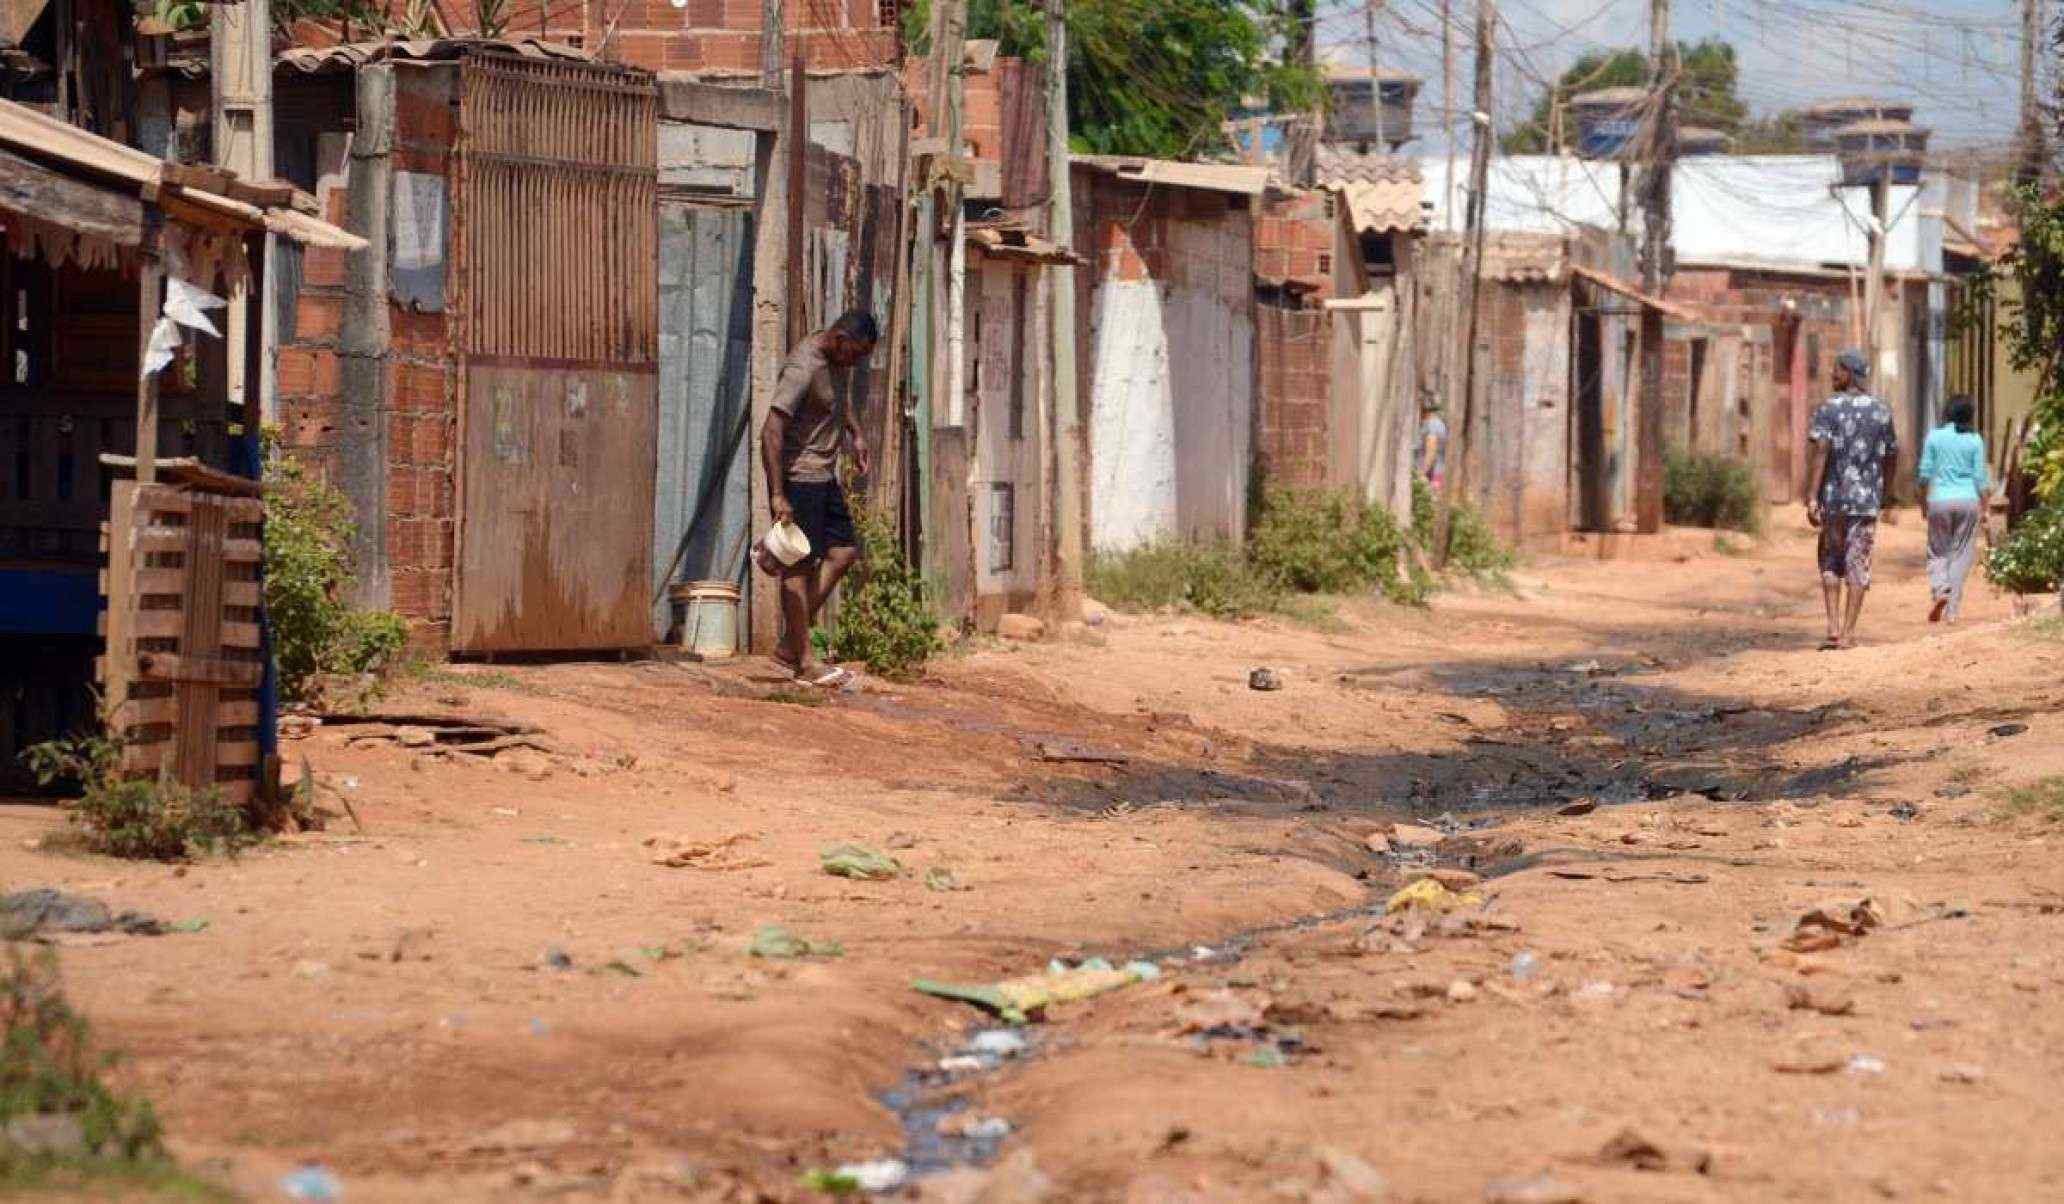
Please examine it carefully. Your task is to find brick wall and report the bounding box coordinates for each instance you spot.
[1254,191,1339,299]
[508,0,898,74]
[1255,303,1330,489]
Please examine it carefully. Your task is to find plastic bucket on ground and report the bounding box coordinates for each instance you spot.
[671,581,741,660]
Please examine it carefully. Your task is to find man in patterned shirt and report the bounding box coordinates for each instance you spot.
[1806,349,1899,650]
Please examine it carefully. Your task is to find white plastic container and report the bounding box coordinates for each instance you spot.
[761,520,811,567]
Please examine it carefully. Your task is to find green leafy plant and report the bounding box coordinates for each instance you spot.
[1663,448,1764,534]
[2003,776,2064,821]
[1986,499,2064,596]
[1248,487,1426,604]
[1087,539,1284,619]
[1410,476,1438,547]
[263,435,409,701]
[23,731,253,863]
[1445,500,1518,584]
[821,497,942,680]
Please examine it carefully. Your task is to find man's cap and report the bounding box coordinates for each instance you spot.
[1836,348,1868,381]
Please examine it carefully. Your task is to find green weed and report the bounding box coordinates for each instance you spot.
[1986,500,2064,596]
[2004,776,2064,820]
[263,432,409,702]
[1663,448,1764,534]
[1088,539,1285,620]
[22,731,253,863]
[821,498,943,680]
[0,947,223,1197]
[1445,499,1518,586]
[1249,487,1427,604]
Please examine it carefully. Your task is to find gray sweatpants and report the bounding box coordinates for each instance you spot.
[1926,497,1983,620]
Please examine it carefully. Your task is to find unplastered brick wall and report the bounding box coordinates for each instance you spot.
[383,66,461,643]
[1255,191,1339,300]
[553,0,898,74]
[1256,303,1330,489]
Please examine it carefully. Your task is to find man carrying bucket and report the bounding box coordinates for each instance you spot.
[759,310,879,687]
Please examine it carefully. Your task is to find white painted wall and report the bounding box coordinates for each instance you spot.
[1088,280,1176,552]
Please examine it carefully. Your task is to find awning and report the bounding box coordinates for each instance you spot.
[1568,262,1701,322]
[0,99,364,251]
[1074,154,1272,197]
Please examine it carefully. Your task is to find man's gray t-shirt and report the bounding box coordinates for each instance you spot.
[1809,392,1897,516]
[1419,415,1449,479]
[770,338,842,484]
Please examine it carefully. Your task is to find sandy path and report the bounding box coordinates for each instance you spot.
[3,507,2061,1201]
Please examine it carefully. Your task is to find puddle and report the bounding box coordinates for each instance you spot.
[882,1028,1032,1179]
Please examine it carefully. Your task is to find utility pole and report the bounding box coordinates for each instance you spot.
[1862,169,1888,389]
[1287,0,1317,186]
[1046,0,1084,618]
[1634,0,1675,533]
[1442,0,1457,226]
[1449,0,1494,541]
[787,50,808,345]
[2019,0,2049,185]
[212,0,273,429]
[1363,0,1384,146]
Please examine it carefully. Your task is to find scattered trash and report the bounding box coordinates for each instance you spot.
[1249,668,1284,692]
[470,1118,578,1152]
[1447,979,1479,1003]
[1035,741,1131,765]
[1385,878,1484,914]
[821,844,904,881]
[529,1017,549,1036]
[1173,989,1269,1035]
[1594,1127,1668,1171]
[1309,1149,1388,1202]
[885,832,921,850]
[748,924,844,960]
[1555,799,1598,817]
[923,866,969,893]
[0,889,173,939]
[1191,945,1219,961]
[938,1055,985,1074]
[1990,723,2030,739]
[280,1164,344,1201]
[1565,659,1603,675]
[1484,1171,1585,1203]
[1939,1062,1985,1084]
[1244,1045,1288,1069]
[936,1112,1014,1140]
[292,960,331,979]
[1845,1053,1887,1076]
[1571,980,1618,1004]
[800,1168,861,1195]
[839,1160,909,1194]
[1785,983,1855,1016]
[969,1029,1029,1059]
[1782,897,1883,952]
[1547,869,1709,885]
[1387,822,1443,849]
[1888,802,1920,822]
[598,959,642,978]
[1124,959,1163,981]
[542,947,574,971]
[648,833,771,871]
[915,962,1147,1024]
[1509,951,1541,983]
[1771,1045,1845,1075]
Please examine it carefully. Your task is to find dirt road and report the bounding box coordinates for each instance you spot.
[5,509,2063,1202]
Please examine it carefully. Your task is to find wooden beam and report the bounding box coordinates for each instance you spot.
[0,147,145,246]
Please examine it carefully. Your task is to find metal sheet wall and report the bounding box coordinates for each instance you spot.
[653,201,755,639]
[452,54,660,653]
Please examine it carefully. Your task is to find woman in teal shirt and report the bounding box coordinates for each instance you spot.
[1917,396,1991,623]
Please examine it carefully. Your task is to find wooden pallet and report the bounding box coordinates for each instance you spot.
[98,480,265,805]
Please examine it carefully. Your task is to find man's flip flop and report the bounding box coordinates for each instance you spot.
[1818,637,1842,651]
[799,666,855,689]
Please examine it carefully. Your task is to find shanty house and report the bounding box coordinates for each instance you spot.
[0,98,359,798]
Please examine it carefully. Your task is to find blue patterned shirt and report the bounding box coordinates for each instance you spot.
[1809,392,1898,517]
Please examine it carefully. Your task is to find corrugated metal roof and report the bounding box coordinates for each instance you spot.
[1073,155,1272,196]
[1569,85,1649,107]
[276,37,592,74]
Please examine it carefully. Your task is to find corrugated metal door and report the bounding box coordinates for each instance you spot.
[653,202,755,638]
[451,55,658,653]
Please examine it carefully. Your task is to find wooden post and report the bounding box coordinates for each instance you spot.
[1634,0,1675,533]
[1446,0,1494,548]
[1864,172,1888,390]
[787,49,808,345]
[135,236,162,485]
[1046,0,1083,618]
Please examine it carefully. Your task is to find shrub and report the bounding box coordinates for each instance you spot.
[1088,539,1283,620]
[1249,487,1427,604]
[22,731,253,862]
[263,437,409,701]
[0,947,166,1172]
[1664,449,1764,533]
[1410,476,1437,546]
[1445,499,1518,583]
[1986,499,2064,595]
[822,497,942,679]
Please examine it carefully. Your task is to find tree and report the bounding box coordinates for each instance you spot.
[1502,38,1746,154]
[905,0,1318,160]
[1734,110,1809,154]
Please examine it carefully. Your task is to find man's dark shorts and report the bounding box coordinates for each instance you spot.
[785,480,857,561]
[1818,513,1877,590]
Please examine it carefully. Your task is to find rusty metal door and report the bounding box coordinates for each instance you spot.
[451,55,658,653]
